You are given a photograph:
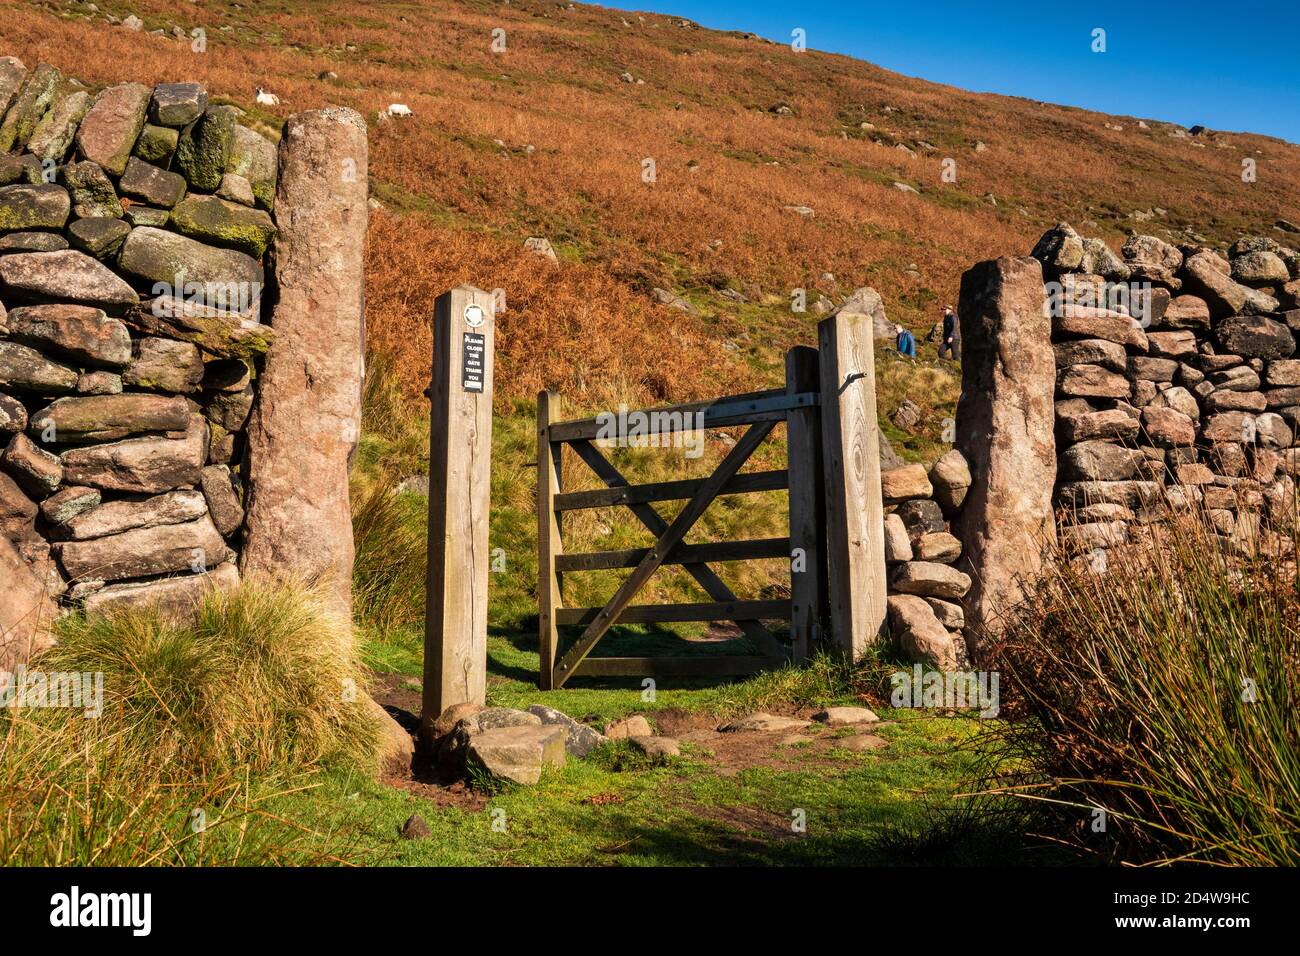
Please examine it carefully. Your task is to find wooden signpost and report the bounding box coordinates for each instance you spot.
[420,285,495,744]
[817,310,888,659]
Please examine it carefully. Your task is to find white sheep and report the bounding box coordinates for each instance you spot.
[255,87,280,106]
[387,103,412,118]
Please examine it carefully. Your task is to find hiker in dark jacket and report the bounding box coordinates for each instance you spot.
[938,305,958,360]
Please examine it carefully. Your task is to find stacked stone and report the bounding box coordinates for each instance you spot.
[0,57,279,616]
[879,450,972,670]
[1032,222,1299,562]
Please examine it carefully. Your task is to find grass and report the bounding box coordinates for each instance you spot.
[0,580,380,865]
[990,507,1300,866]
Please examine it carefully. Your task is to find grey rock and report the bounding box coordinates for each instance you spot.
[526,704,607,757]
[59,161,121,219]
[0,250,138,309]
[123,337,203,394]
[56,489,208,541]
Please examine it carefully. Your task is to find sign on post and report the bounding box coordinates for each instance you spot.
[420,285,495,745]
[817,311,887,659]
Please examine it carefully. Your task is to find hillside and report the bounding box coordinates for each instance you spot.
[4,0,1299,424]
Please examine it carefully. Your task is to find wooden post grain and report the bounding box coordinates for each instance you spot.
[784,346,825,662]
[536,390,563,690]
[817,312,887,659]
[420,285,495,744]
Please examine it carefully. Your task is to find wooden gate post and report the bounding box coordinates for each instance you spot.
[817,311,888,659]
[536,390,563,689]
[785,346,825,662]
[420,284,495,745]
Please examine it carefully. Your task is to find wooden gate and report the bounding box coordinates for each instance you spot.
[537,346,836,687]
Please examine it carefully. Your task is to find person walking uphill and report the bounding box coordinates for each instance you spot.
[895,323,916,358]
[938,304,958,360]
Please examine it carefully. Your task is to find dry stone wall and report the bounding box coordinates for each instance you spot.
[0,56,279,617]
[878,451,973,670]
[1031,222,1300,561]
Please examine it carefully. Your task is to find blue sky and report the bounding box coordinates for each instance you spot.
[600,0,1300,144]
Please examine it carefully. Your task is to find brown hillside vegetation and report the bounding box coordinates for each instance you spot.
[4,0,1298,412]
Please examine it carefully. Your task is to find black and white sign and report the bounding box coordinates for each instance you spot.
[462,332,486,392]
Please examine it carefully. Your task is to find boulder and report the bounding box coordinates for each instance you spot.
[82,562,238,620]
[0,63,60,153]
[27,89,91,163]
[60,414,207,493]
[203,385,253,432]
[925,597,965,629]
[836,734,889,751]
[1031,222,1084,273]
[1266,360,1300,387]
[1058,408,1140,443]
[1121,233,1183,285]
[832,286,892,340]
[604,714,654,738]
[55,489,208,541]
[118,157,186,208]
[175,105,239,191]
[0,391,28,434]
[0,341,78,393]
[1059,441,1144,482]
[0,470,37,538]
[3,432,61,495]
[813,705,879,725]
[1181,251,1251,318]
[199,464,244,537]
[1053,338,1126,372]
[1140,406,1196,447]
[886,594,956,670]
[1204,390,1266,414]
[719,713,811,733]
[1059,521,1128,553]
[1146,330,1198,358]
[76,371,122,395]
[117,227,264,307]
[526,704,608,757]
[928,448,971,514]
[225,125,278,210]
[74,83,151,176]
[0,183,71,232]
[1215,315,1295,360]
[217,173,256,207]
[916,531,962,562]
[895,498,946,538]
[169,194,277,257]
[0,56,26,118]
[882,512,912,563]
[5,304,131,368]
[38,485,99,525]
[1158,294,1211,329]
[0,250,138,310]
[629,736,680,759]
[466,724,566,786]
[1058,364,1131,399]
[149,82,208,127]
[1208,365,1258,390]
[0,231,68,253]
[879,462,931,503]
[128,295,273,359]
[59,161,121,219]
[889,560,972,599]
[58,512,227,582]
[123,337,203,394]
[1052,310,1148,348]
[29,393,190,444]
[241,108,367,614]
[68,217,131,259]
[1056,480,1161,508]
[133,124,179,164]
[1231,250,1289,286]
[1079,237,1131,281]
[1153,385,1200,420]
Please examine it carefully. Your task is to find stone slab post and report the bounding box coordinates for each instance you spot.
[241,107,368,614]
[951,256,1056,661]
[0,536,58,673]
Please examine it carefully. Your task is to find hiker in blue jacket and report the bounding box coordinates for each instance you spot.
[938,304,958,360]
[895,324,916,358]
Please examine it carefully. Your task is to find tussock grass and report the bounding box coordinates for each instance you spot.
[0,580,379,866]
[991,508,1300,866]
